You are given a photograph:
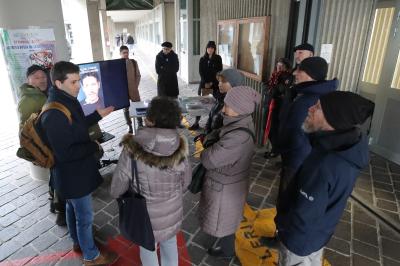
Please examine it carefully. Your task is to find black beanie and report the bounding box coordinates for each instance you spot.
[161,41,173,48]
[26,64,46,77]
[294,43,314,53]
[206,41,216,49]
[298,56,328,81]
[320,91,375,130]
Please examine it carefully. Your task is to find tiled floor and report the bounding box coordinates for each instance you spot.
[0,47,399,265]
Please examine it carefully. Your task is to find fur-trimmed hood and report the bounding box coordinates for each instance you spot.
[120,127,189,168]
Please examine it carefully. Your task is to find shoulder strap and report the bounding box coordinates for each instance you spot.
[221,127,256,143]
[40,102,72,124]
[131,159,141,195]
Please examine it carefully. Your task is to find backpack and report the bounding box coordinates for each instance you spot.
[16,102,72,168]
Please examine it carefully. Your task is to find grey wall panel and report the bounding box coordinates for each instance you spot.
[316,0,374,91]
[200,0,290,143]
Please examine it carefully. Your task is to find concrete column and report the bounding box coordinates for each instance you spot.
[86,0,104,61]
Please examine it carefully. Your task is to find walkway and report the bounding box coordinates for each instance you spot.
[0,47,399,266]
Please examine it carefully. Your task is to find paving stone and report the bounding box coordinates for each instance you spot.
[94,211,113,228]
[55,252,82,266]
[382,256,400,266]
[376,199,398,212]
[0,212,20,227]
[352,253,380,266]
[0,184,17,197]
[333,221,351,242]
[340,210,351,222]
[8,244,38,265]
[246,193,264,209]
[205,254,234,266]
[15,200,39,217]
[0,240,23,261]
[14,181,44,196]
[0,202,17,217]
[0,191,18,207]
[51,225,69,238]
[353,222,378,246]
[355,179,373,192]
[326,236,350,255]
[389,163,400,174]
[0,225,19,242]
[50,237,73,257]
[31,233,59,252]
[373,181,394,192]
[13,218,54,246]
[375,189,396,201]
[382,237,400,261]
[352,239,380,261]
[92,198,107,213]
[323,249,350,266]
[14,215,37,230]
[379,224,400,242]
[96,224,119,243]
[373,173,392,184]
[13,193,36,207]
[182,210,200,234]
[103,201,118,217]
[187,244,207,265]
[353,205,376,226]
[250,184,269,196]
[192,230,217,249]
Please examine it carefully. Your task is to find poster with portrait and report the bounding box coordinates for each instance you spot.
[78,63,105,116]
[0,28,56,100]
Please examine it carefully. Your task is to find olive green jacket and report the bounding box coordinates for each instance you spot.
[17,83,47,129]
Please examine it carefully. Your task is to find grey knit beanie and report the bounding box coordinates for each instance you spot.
[219,68,245,88]
[224,86,261,115]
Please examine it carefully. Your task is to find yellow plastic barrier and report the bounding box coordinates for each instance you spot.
[235,204,331,266]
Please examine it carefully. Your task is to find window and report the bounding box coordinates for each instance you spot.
[218,22,236,67]
[179,0,187,52]
[392,51,400,89]
[362,8,395,85]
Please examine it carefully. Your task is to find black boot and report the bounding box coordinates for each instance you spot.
[207,247,233,259]
[56,212,67,226]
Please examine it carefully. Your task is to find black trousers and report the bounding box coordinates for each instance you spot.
[124,107,142,129]
[219,234,235,256]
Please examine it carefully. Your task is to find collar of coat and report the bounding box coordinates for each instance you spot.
[120,133,189,169]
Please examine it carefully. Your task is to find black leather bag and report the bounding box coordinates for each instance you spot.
[188,163,207,194]
[117,160,155,251]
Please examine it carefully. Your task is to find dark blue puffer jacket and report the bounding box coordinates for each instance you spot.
[278,79,338,170]
[275,129,369,256]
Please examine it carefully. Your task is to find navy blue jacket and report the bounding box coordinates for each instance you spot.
[276,129,369,256]
[278,79,338,170]
[40,87,103,199]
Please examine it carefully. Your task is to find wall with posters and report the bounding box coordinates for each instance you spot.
[0,0,69,61]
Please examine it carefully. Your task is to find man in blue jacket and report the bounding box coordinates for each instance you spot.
[277,57,338,204]
[276,91,374,265]
[40,61,117,265]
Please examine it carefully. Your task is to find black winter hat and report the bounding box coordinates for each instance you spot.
[298,56,328,81]
[26,64,46,77]
[206,41,216,49]
[320,91,375,130]
[294,43,314,53]
[161,41,173,48]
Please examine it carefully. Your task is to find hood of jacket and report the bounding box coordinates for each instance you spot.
[310,128,369,170]
[295,78,338,96]
[18,83,46,99]
[120,127,189,168]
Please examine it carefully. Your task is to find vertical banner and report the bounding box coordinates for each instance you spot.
[0,28,56,100]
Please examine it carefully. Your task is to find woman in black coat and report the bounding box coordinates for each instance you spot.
[189,41,223,130]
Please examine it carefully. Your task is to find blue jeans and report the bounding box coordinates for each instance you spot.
[66,194,100,261]
[140,235,178,266]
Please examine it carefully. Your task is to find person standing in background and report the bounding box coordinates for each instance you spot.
[120,45,143,132]
[155,42,179,98]
[189,41,223,130]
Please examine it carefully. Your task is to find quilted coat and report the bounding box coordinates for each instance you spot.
[110,127,192,242]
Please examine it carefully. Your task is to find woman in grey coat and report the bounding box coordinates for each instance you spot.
[199,84,261,258]
[110,97,192,266]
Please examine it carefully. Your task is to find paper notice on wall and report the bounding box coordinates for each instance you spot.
[320,44,333,64]
[0,28,56,100]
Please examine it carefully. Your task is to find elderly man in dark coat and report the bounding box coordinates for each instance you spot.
[276,91,374,265]
[155,41,180,97]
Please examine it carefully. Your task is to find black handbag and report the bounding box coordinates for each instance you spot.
[117,159,155,251]
[188,163,206,194]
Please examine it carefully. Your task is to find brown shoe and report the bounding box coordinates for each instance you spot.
[84,250,118,266]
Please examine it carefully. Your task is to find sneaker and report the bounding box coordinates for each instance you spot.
[188,123,200,130]
[84,250,118,266]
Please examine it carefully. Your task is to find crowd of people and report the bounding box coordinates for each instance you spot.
[15,38,375,266]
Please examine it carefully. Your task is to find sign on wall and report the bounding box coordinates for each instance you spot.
[0,28,56,100]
